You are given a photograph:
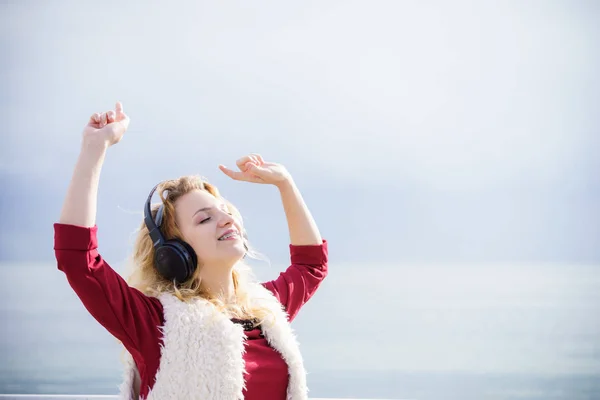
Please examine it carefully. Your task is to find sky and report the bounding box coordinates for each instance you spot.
[1,2,600,393]
[1,0,599,266]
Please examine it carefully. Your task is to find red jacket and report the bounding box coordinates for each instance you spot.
[54,223,328,400]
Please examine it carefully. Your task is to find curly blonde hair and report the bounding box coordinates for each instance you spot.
[125,175,273,325]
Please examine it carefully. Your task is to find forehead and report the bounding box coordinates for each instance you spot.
[174,189,224,217]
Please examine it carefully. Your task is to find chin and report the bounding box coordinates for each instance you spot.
[225,244,247,258]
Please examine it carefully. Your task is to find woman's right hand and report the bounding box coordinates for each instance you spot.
[82,101,130,149]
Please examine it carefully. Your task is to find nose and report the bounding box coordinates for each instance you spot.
[217,210,235,227]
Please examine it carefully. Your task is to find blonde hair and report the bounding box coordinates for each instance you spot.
[125,175,273,325]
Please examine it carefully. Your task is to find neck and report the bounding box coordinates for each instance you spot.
[200,265,236,303]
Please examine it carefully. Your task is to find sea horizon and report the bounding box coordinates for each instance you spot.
[2,261,599,399]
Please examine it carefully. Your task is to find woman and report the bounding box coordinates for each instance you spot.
[54,102,328,400]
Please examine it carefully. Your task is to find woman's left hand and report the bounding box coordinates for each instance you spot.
[219,154,292,186]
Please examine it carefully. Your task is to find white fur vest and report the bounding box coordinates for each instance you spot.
[118,282,308,400]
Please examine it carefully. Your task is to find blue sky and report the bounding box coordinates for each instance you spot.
[2,2,600,388]
[1,0,598,265]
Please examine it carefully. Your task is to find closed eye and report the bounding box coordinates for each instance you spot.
[199,217,211,224]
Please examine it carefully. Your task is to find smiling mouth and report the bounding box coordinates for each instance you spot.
[218,232,239,241]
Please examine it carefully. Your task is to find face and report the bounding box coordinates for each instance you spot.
[174,189,246,269]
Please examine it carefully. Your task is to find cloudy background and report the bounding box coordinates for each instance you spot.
[1,1,599,398]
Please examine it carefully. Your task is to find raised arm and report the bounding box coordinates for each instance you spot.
[275,178,322,246]
[267,169,327,319]
[55,103,163,360]
[59,102,128,226]
[219,154,327,320]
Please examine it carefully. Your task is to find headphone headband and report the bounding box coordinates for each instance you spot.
[144,184,165,247]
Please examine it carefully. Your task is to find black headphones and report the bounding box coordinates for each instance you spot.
[144,184,198,284]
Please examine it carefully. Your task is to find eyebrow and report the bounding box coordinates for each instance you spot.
[192,207,213,219]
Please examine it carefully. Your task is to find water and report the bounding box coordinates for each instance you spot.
[1,261,599,400]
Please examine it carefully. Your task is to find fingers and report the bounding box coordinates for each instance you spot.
[88,102,129,130]
[219,165,246,181]
[250,153,264,165]
[235,154,264,171]
[115,101,127,121]
[89,112,101,125]
[235,156,253,171]
[107,110,116,124]
[219,164,265,183]
[114,101,130,130]
[99,112,108,127]
[219,161,271,186]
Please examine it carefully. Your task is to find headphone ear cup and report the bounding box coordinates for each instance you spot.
[171,239,198,278]
[154,240,198,284]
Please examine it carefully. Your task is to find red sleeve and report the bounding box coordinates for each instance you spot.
[262,240,328,322]
[53,223,163,361]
